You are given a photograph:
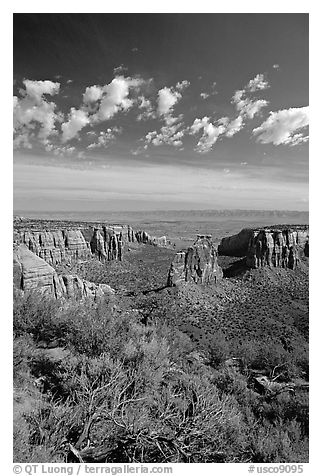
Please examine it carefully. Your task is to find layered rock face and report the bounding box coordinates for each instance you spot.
[18,224,167,265]
[13,244,64,297]
[19,229,90,266]
[13,245,114,300]
[89,225,140,261]
[168,235,223,286]
[218,226,309,270]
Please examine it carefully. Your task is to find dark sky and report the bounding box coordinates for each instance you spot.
[13,13,309,212]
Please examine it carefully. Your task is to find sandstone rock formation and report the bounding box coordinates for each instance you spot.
[135,230,167,247]
[18,224,167,266]
[13,244,64,297]
[13,245,114,300]
[218,228,253,257]
[218,226,309,270]
[168,235,223,286]
[90,225,129,261]
[19,229,90,265]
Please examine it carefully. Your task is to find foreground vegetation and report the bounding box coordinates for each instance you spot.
[13,264,309,463]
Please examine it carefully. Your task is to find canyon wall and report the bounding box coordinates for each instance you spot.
[168,235,223,286]
[218,226,309,270]
[16,224,168,266]
[13,245,114,300]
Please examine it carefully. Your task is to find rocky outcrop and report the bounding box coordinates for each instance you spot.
[89,225,130,261]
[59,275,114,300]
[218,226,309,270]
[135,230,167,247]
[19,229,91,265]
[13,244,64,296]
[13,245,114,300]
[18,224,167,265]
[168,235,223,286]
[218,228,253,257]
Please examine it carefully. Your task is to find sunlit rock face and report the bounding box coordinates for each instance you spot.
[168,235,223,286]
[18,224,167,265]
[218,226,309,270]
[90,226,126,262]
[13,244,115,300]
[19,229,91,265]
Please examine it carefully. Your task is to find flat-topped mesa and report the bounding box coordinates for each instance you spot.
[168,235,223,286]
[13,245,114,300]
[218,226,309,270]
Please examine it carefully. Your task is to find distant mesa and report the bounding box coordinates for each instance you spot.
[218,225,309,270]
[168,235,223,286]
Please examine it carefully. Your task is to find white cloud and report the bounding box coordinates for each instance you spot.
[87,127,122,149]
[247,73,269,92]
[46,145,76,156]
[176,80,190,92]
[200,92,210,100]
[273,64,280,70]
[136,96,156,121]
[61,108,90,142]
[113,65,128,75]
[94,75,144,122]
[253,106,309,146]
[83,85,103,104]
[190,116,226,153]
[157,87,182,116]
[145,122,185,148]
[232,89,268,119]
[225,115,244,137]
[22,79,60,103]
[13,79,61,148]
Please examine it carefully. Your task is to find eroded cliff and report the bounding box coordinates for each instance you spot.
[13,245,114,300]
[218,226,309,270]
[168,235,223,286]
[16,223,168,266]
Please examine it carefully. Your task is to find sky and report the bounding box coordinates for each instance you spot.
[13,13,309,212]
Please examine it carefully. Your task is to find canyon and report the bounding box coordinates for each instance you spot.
[218,225,309,270]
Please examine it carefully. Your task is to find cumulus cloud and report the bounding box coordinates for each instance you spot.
[190,116,227,153]
[83,85,104,104]
[61,108,90,142]
[175,80,190,92]
[137,96,156,121]
[157,87,182,116]
[232,89,268,119]
[252,106,309,146]
[200,92,210,100]
[273,64,280,70]
[22,79,60,103]
[93,75,144,122]
[45,144,76,156]
[87,127,122,149]
[247,73,269,92]
[13,79,61,148]
[231,73,269,121]
[113,65,128,75]
[225,116,244,137]
[145,122,185,148]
